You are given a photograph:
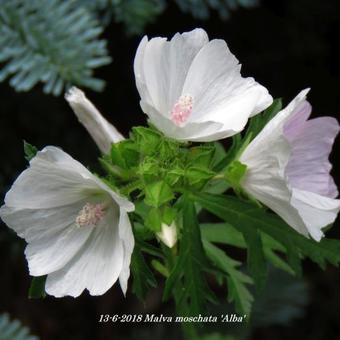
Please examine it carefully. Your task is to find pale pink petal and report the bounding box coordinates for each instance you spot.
[285,113,339,198]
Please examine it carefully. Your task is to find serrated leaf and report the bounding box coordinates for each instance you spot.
[131,244,157,301]
[201,223,294,275]
[203,240,254,316]
[200,200,268,290]
[193,192,340,275]
[163,198,215,315]
[28,276,46,299]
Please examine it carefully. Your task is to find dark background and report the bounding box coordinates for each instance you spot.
[1,0,340,339]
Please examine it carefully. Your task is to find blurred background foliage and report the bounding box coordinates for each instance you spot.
[1,0,340,339]
[0,0,257,95]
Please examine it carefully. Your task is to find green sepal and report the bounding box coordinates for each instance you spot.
[187,144,215,167]
[144,180,174,208]
[145,207,162,232]
[224,160,247,190]
[28,276,46,299]
[162,206,177,225]
[132,126,162,156]
[185,166,215,188]
[23,141,38,161]
[111,140,139,169]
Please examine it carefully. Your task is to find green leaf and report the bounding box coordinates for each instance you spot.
[28,276,46,299]
[163,198,215,315]
[203,240,254,316]
[131,244,157,301]
[199,196,267,291]
[193,192,340,275]
[144,180,174,207]
[144,207,162,232]
[23,141,38,161]
[243,228,267,290]
[201,223,293,275]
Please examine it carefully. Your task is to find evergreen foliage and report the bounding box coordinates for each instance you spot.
[0,314,38,340]
[0,0,111,95]
[0,0,258,95]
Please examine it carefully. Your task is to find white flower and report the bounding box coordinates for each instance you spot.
[156,222,177,248]
[0,146,134,297]
[134,28,273,142]
[65,87,124,154]
[239,89,340,241]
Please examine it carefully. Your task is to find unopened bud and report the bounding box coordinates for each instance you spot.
[65,87,124,154]
[157,222,177,248]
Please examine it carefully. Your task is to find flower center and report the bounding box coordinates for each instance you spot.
[75,202,106,227]
[171,94,193,126]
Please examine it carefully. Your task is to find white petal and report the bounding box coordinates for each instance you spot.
[4,146,132,212]
[134,36,152,107]
[141,101,225,142]
[118,211,134,295]
[240,135,309,237]
[65,87,124,154]
[45,207,124,297]
[240,88,340,241]
[137,29,209,118]
[134,29,272,141]
[240,91,312,237]
[183,39,272,125]
[157,222,177,248]
[291,189,340,241]
[285,115,339,198]
[241,89,310,163]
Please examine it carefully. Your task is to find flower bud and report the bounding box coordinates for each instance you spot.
[65,87,124,153]
[157,222,177,248]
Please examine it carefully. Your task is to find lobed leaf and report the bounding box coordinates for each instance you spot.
[193,192,340,276]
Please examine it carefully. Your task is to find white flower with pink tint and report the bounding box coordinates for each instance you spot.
[240,89,340,241]
[134,28,273,142]
[0,146,134,297]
